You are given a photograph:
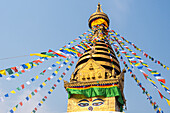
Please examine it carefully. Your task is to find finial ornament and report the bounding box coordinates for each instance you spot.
[96,3,103,12]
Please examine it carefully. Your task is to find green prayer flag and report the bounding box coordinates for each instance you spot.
[61,75,64,78]
[16,87,21,91]
[52,86,55,90]
[16,104,18,108]
[56,69,59,71]
[40,72,44,75]
[31,92,35,96]
[42,98,45,101]
[59,59,63,61]
[44,80,47,82]
[70,63,73,66]
[29,62,34,68]
[6,68,13,75]
[18,71,22,74]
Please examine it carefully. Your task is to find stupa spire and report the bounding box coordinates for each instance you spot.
[96,3,103,12]
[88,3,110,28]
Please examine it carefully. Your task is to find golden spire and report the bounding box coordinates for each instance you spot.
[96,3,103,12]
[88,3,110,28]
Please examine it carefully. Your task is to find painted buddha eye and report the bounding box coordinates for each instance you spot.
[78,103,89,107]
[92,102,103,106]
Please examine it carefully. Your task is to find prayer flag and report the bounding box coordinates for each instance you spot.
[11,67,18,72]
[36,75,39,79]
[26,81,31,85]
[21,84,25,89]
[11,90,16,94]
[5,94,9,97]
[6,68,13,75]
[158,90,163,99]
[13,107,16,111]
[29,94,32,98]
[25,63,31,69]
[166,99,170,106]
[42,82,46,86]
[15,73,19,77]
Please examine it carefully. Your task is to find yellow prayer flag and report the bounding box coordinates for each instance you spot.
[118,54,121,57]
[0,70,6,75]
[15,73,19,77]
[25,63,31,69]
[59,77,62,80]
[166,99,170,106]
[151,72,159,75]
[56,61,60,64]
[112,64,115,68]
[167,67,169,70]
[30,53,52,58]
[33,64,37,66]
[29,94,32,99]
[13,107,16,111]
[11,90,16,94]
[68,66,71,68]
[162,85,169,90]
[65,60,69,63]
[50,89,53,92]
[135,63,140,66]
[40,100,43,104]
[54,71,58,74]
[36,75,39,79]
[148,79,156,84]
[163,65,166,68]
[42,82,46,86]
[71,41,73,43]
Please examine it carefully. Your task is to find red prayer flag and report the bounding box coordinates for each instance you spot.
[34,89,38,93]
[63,72,66,75]
[158,61,160,64]
[21,84,25,89]
[158,79,165,84]
[48,49,53,53]
[132,52,136,55]
[43,70,46,73]
[11,67,18,72]
[158,90,163,99]
[142,73,148,79]
[34,108,37,111]
[71,61,74,64]
[19,102,23,106]
[54,84,57,87]
[47,77,51,81]
[21,70,25,73]
[77,53,82,57]
[44,96,47,99]
[33,60,43,63]
[131,61,136,63]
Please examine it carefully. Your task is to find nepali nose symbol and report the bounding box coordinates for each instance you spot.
[88,106,93,111]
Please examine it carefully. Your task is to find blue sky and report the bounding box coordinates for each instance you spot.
[0,0,170,113]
